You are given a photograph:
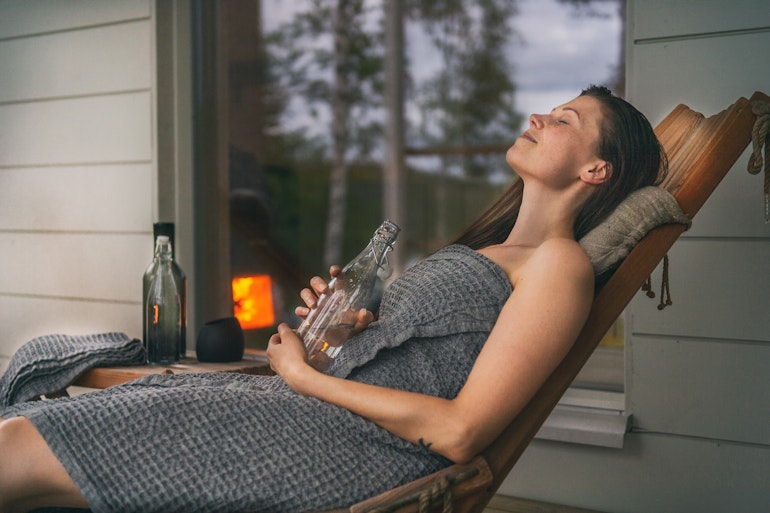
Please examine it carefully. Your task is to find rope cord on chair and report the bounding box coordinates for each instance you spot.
[641,253,673,310]
[417,476,452,513]
[367,464,482,513]
[747,99,770,222]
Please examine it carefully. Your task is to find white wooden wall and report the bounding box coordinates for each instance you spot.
[0,0,156,371]
[499,1,770,512]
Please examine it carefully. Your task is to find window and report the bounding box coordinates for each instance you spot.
[191,0,626,393]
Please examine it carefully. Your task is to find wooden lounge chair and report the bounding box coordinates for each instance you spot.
[318,91,770,513]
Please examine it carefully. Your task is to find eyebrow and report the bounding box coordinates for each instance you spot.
[557,106,581,119]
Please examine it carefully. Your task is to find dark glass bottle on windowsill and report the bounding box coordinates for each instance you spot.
[142,222,187,363]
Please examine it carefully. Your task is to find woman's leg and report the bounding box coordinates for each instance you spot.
[0,416,89,513]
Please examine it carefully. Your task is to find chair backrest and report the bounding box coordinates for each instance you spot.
[329,92,768,513]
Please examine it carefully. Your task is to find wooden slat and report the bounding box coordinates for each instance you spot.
[349,456,492,513]
[632,0,770,42]
[0,165,152,232]
[484,494,608,513]
[0,0,150,39]
[668,98,758,216]
[72,350,271,389]
[630,334,770,445]
[0,92,152,167]
[0,20,151,103]
[0,233,148,302]
[0,296,140,363]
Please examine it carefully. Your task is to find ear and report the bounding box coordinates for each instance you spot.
[580,161,612,185]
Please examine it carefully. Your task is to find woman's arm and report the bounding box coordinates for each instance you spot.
[267,239,594,464]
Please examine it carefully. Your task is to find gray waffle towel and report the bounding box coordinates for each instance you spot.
[0,332,145,408]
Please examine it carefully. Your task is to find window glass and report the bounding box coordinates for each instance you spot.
[212,0,625,390]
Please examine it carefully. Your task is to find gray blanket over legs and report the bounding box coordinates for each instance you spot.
[1,245,511,513]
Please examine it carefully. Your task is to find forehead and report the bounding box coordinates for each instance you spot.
[556,95,605,120]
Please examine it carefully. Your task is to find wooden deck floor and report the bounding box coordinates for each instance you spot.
[484,495,610,513]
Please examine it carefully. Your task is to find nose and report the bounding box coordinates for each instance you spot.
[529,113,546,128]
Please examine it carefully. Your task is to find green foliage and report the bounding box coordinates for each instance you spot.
[408,0,523,177]
[266,0,386,160]
[259,0,522,271]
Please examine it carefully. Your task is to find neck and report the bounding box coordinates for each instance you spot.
[501,181,587,248]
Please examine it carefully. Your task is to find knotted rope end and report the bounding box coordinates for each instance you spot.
[643,253,673,310]
[748,99,770,223]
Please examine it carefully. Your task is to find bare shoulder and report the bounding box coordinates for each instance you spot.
[521,238,593,287]
[534,237,591,262]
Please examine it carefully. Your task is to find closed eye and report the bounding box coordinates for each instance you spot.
[551,106,581,124]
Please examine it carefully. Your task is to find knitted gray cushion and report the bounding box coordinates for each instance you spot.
[579,186,690,279]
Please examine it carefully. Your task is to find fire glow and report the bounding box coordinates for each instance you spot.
[232,275,275,329]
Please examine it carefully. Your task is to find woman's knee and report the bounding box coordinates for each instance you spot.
[0,417,42,508]
[0,416,88,512]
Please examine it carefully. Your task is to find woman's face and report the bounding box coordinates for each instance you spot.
[506,94,607,189]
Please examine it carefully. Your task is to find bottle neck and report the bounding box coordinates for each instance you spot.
[155,239,173,262]
[371,239,393,266]
[370,220,399,265]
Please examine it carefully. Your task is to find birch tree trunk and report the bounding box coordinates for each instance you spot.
[323,0,353,268]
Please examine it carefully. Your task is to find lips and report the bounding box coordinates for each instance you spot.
[520,131,536,143]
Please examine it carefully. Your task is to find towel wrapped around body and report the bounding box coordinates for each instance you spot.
[0,245,512,513]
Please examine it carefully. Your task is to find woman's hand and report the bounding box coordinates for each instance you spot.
[295,265,375,336]
[266,323,313,390]
[294,265,341,317]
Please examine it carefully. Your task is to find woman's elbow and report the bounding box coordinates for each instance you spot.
[435,420,486,464]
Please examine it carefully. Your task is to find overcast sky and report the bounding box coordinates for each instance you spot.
[510,0,622,116]
[263,0,622,136]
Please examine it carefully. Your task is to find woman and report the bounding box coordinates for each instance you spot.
[0,85,665,513]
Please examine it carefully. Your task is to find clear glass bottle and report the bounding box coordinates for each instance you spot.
[143,223,187,359]
[297,220,400,371]
[144,235,182,364]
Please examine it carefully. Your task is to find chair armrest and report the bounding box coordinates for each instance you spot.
[312,456,492,513]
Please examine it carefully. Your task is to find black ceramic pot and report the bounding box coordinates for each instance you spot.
[196,317,245,363]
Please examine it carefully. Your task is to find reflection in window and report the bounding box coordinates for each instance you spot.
[204,0,626,391]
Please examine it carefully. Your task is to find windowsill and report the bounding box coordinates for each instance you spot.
[534,388,630,449]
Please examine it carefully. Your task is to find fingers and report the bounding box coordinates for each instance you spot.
[350,308,375,336]
[300,276,331,307]
[266,328,284,373]
[310,275,330,295]
[277,322,295,336]
[266,324,310,377]
[299,287,318,309]
[357,308,374,325]
[295,267,343,319]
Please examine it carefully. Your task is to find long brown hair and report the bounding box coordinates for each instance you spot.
[453,85,668,249]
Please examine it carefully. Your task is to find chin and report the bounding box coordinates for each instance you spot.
[505,143,516,160]
[505,144,522,170]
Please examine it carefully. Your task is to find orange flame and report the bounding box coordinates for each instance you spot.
[232,275,275,329]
